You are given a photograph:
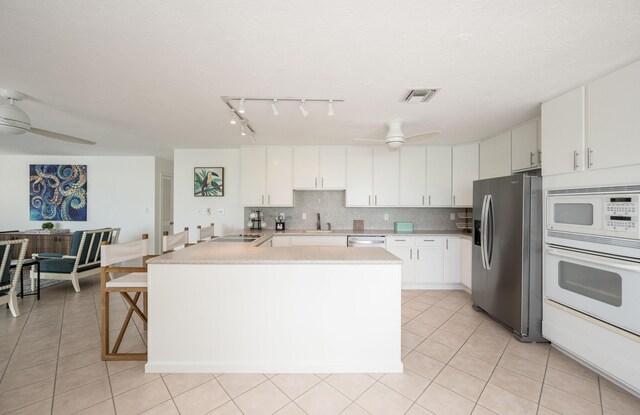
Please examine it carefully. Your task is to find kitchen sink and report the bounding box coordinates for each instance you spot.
[302,230,335,233]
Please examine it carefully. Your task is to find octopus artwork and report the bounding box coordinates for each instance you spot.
[29,164,87,221]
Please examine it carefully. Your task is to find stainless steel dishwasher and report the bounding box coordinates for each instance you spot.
[347,236,386,248]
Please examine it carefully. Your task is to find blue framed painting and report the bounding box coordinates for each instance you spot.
[29,165,87,221]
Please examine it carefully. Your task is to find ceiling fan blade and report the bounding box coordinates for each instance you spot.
[353,137,386,143]
[30,127,96,145]
[404,130,442,141]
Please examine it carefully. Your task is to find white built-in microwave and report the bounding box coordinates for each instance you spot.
[546,191,639,239]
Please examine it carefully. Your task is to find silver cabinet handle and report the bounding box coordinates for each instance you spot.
[530,152,535,166]
[453,195,456,206]
[429,195,431,205]
[315,177,317,188]
[538,150,542,165]
[268,195,271,204]
[322,177,324,187]
[410,248,412,260]
[422,195,425,205]
[588,147,593,168]
[375,195,378,205]
[573,150,579,170]
[446,239,449,249]
[262,195,264,205]
[395,239,406,242]
[368,195,371,205]
[417,249,420,260]
[423,239,435,242]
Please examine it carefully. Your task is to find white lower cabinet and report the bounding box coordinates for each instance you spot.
[443,237,461,283]
[460,237,472,290]
[387,235,463,288]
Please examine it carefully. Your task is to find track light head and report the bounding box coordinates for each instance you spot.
[238,98,246,114]
[328,100,335,116]
[299,99,308,117]
[229,108,237,125]
[240,121,247,136]
[271,99,279,116]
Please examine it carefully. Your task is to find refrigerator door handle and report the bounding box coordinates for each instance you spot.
[480,195,489,269]
[486,194,494,269]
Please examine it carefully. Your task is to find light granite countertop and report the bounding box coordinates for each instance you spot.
[259,229,470,236]
[148,242,401,265]
[148,229,470,265]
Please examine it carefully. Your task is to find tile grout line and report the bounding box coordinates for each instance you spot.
[49,282,71,414]
[0,295,37,385]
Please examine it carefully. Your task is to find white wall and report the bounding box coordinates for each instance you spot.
[173,149,244,242]
[0,155,157,246]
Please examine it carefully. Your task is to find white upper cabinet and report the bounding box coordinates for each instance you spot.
[511,119,540,171]
[479,138,495,179]
[494,132,512,177]
[586,60,640,171]
[346,146,373,206]
[266,146,293,206]
[319,146,347,189]
[240,146,293,206]
[480,132,511,180]
[293,146,346,189]
[372,147,400,206]
[452,143,478,207]
[292,146,320,189]
[400,147,427,206]
[240,146,267,206]
[541,87,585,176]
[426,146,452,206]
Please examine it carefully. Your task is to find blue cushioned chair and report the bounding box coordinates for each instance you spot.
[1,238,28,317]
[31,228,120,292]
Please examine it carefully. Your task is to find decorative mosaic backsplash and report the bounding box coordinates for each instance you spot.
[244,191,469,231]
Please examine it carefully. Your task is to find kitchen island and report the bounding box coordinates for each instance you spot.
[145,236,403,373]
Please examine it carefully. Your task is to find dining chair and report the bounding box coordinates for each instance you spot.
[33,228,120,292]
[0,239,28,317]
[100,234,152,361]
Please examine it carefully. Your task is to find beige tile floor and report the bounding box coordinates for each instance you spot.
[1,276,639,415]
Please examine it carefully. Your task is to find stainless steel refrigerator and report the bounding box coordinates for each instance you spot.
[472,174,545,342]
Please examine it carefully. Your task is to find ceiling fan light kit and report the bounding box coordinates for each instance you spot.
[0,88,96,145]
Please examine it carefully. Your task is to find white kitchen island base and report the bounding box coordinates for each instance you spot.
[146,262,402,373]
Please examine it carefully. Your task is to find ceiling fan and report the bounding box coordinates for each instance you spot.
[353,120,441,150]
[0,89,96,145]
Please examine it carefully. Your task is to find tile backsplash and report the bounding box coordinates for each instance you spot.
[244,191,469,231]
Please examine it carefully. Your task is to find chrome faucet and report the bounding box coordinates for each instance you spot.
[326,222,332,231]
[316,213,321,230]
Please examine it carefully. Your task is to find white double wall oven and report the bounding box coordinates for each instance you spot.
[545,185,640,336]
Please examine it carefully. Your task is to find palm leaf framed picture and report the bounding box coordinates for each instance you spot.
[194,167,224,197]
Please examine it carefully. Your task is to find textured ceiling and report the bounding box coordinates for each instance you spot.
[1,0,639,159]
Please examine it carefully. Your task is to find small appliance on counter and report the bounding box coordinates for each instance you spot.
[274,212,286,232]
[247,209,265,231]
[394,221,413,233]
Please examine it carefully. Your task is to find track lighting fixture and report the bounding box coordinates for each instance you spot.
[328,100,335,116]
[299,99,308,117]
[240,121,247,136]
[271,99,279,116]
[238,98,246,114]
[229,109,237,125]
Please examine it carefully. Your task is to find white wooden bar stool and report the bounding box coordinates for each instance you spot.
[162,227,191,253]
[197,223,216,242]
[100,234,152,361]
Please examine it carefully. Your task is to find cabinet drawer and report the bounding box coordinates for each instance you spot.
[386,237,414,247]
[415,237,444,247]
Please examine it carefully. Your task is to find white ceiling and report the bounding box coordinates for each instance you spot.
[1,1,639,159]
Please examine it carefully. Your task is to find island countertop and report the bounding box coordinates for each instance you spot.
[147,240,402,265]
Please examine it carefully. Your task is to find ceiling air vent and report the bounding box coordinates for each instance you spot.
[401,89,439,103]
